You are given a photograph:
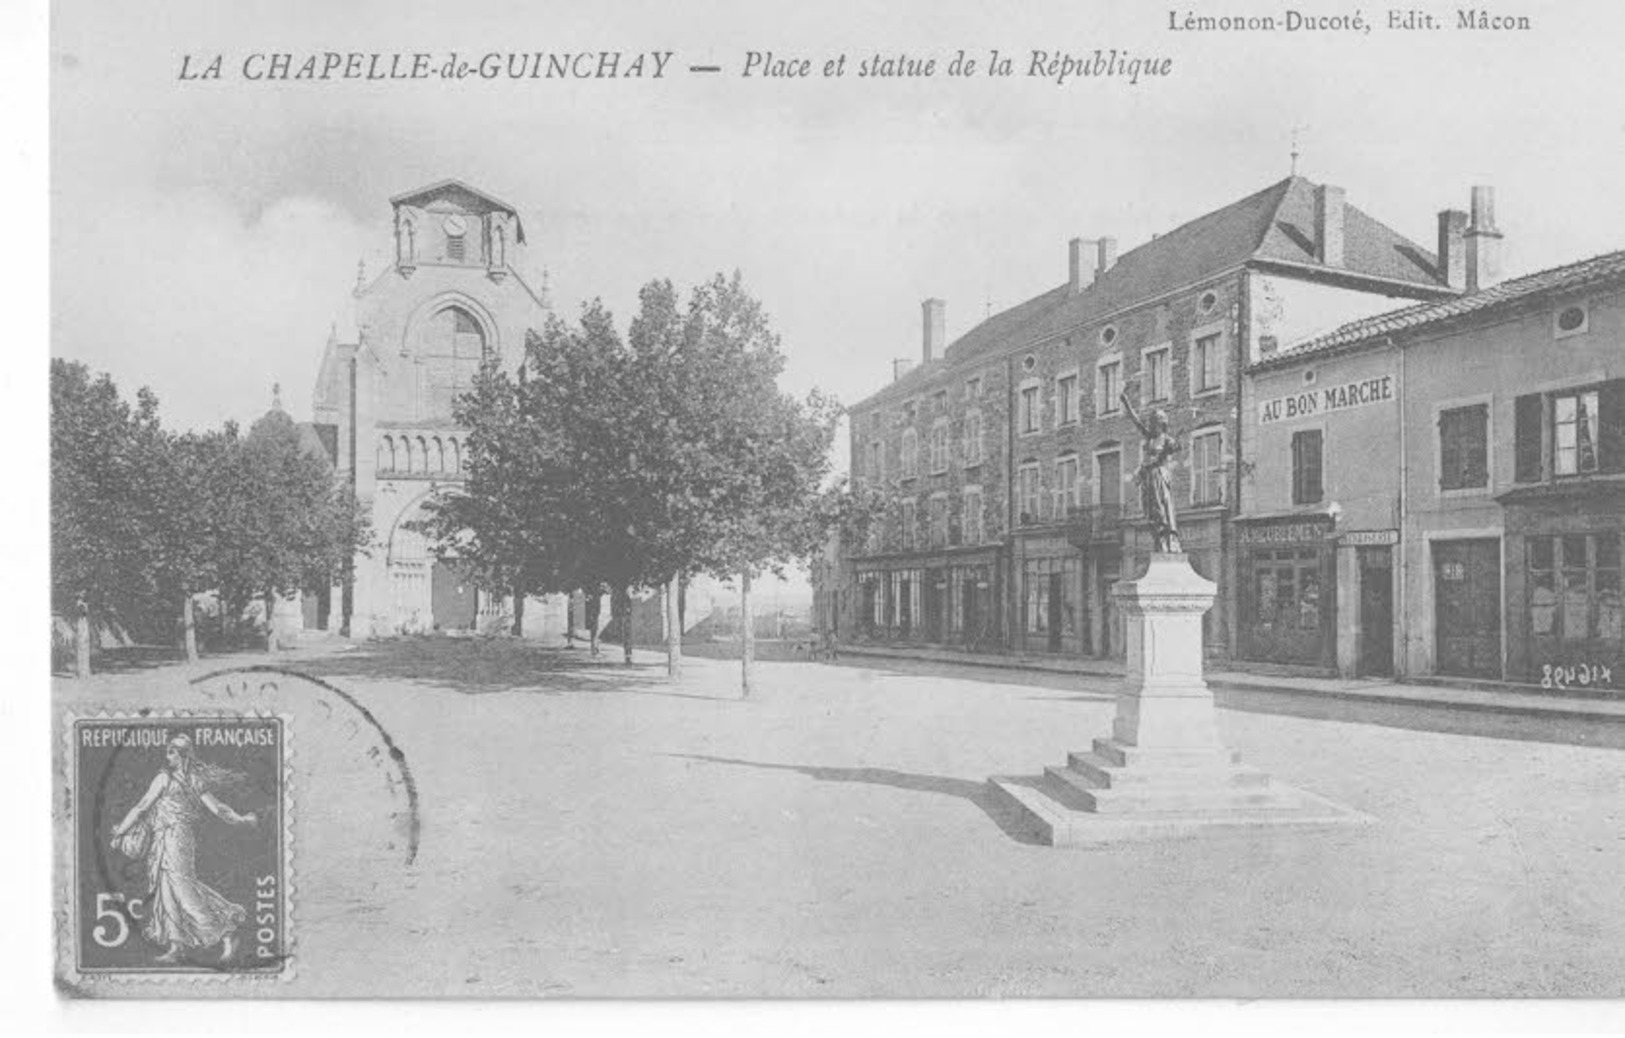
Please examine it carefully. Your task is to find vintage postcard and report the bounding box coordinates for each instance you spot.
[41,0,1625,1012]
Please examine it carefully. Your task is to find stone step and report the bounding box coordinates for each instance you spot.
[1073,783,1296,815]
[1054,755,1272,792]
[1088,738,1242,769]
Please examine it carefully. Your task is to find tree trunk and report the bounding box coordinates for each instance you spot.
[620,586,633,665]
[665,574,683,679]
[74,600,92,679]
[511,585,525,637]
[586,592,602,656]
[263,591,279,652]
[183,593,198,663]
[741,570,755,698]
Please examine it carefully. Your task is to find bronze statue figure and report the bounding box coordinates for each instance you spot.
[1120,389,1181,553]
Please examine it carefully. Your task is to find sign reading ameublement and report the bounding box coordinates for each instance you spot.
[1258,374,1395,425]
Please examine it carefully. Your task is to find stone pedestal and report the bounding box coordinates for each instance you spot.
[988,553,1367,846]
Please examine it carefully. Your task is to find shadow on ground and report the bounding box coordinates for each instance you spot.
[286,637,728,699]
[667,752,1046,846]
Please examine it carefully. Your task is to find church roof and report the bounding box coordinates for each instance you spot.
[389,179,528,243]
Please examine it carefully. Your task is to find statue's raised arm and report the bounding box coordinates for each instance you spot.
[1119,389,1150,437]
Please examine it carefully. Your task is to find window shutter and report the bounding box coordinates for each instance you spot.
[1599,379,1625,475]
[1514,393,1543,482]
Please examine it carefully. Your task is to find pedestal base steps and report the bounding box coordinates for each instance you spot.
[986,738,1370,848]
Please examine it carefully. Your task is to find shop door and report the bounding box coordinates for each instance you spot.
[1047,572,1064,652]
[1358,547,1393,676]
[1434,539,1501,678]
[962,580,978,645]
[430,561,478,631]
[924,569,945,642]
[1097,556,1121,659]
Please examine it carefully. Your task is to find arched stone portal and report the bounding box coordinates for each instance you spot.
[386,492,478,633]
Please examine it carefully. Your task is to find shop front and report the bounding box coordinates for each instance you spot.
[852,547,1004,649]
[1235,514,1337,669]
[1013,532,1086,655]
[1500,482,1625,691]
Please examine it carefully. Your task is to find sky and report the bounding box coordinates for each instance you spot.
[51,0,1625,445]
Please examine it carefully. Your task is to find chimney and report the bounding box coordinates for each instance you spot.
[1436,208,1468,291]
[1096,237,1118,279]
[1314,184,1345,267]
[1068,238,1088,295]
[892,358,917,382]
[1464,185,1502,292]
[921,298,945,363]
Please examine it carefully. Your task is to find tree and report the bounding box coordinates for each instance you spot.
[208,410,370,650]
[50,360,169,673]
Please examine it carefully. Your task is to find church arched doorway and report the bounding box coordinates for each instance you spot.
[387,494,479,633]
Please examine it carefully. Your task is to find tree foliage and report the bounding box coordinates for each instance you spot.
[423,272,845,645]
[51,359,370,658]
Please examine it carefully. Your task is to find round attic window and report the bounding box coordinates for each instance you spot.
[1022,354,1037,372]
[1199,291,1218,314]
[1100,326,1118,347]
[1557,306,1587,333]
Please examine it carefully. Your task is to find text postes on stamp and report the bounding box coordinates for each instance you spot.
[70,714,290,978]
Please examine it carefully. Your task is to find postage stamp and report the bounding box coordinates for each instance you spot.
[65,713,292,980]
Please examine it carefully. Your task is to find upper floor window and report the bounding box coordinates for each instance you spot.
[866,440,884,483]
[1057,373,1079,426]
[1019,384,1041,435]
[1292,428,1324,505]
[963,410,984,466]
[900,499,917,551]
[1516,381,1624,482]
[929,495,949,547]
[900,428,919,479]
[442,214,469,262]
[962,488,984,545]
[965,376,983,401]
[1097,359,1121,416]
[1191,427,1224,506]
[1095,448,1122,508]
[1192,333,1223,395]
[1018,463,1042,523]
[1143,346,1171,404]
[932,390,948,415]
[1438,403,1489,491]
[928,419,950,474]
[1055,454,1080,513]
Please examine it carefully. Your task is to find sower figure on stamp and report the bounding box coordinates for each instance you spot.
[110,735,259,964]
[1120,389,1181,553]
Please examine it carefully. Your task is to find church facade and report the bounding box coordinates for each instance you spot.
[307,178,571,639]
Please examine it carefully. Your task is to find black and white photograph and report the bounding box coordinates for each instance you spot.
[19,0,1625,1025]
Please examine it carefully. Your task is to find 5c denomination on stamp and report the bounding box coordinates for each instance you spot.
[67,713,292,980]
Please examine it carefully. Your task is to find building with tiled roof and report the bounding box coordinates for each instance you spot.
[832,174,1465,664]
[1238,203,1624,686]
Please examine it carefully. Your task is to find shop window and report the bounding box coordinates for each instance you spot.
[1529,533,1624,654]
[1438,403,1489,491]
[1191,428,1224,506]
[1291,429,1323,504]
